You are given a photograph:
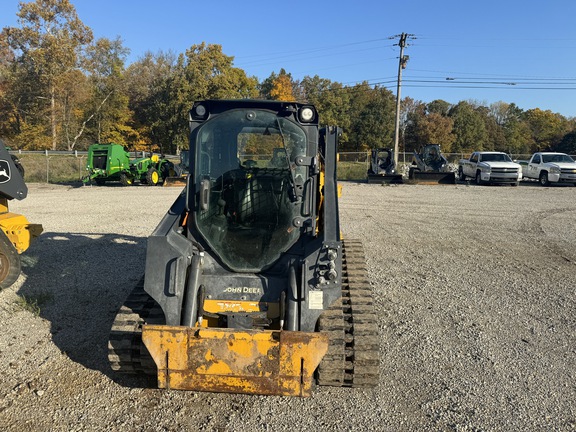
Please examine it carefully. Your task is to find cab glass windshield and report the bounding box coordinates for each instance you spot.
[194,109,307,272]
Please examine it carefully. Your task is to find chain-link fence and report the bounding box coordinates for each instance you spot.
[10,151,180,184]
[337,151,539,164]
[16,153,87,183]
[9,150,573,183]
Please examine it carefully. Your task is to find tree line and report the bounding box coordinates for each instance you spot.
[1,0,575,155]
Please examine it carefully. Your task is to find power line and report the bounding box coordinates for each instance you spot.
[237,47,395,69]
[403,84,576,90]
[235,38,395,66]
[409,68,576,79]
[404,79,576,86]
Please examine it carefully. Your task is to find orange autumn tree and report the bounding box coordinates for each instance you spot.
[270,69,295,101]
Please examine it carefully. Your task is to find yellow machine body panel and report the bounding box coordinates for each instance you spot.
[142,325,329,397]
[0,198,43,254]
[202,299,279,316]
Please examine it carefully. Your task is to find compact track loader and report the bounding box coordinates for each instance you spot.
[108,100,379,397]
[408,144,456,184]
[367,148,403,184]
[0,141,43,289]
[163,150,189,187]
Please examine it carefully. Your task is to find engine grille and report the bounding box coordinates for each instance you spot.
[491,167,519,174]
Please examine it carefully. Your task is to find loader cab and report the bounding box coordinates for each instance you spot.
[187,100,319,273]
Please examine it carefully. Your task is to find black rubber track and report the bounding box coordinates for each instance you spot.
[107,278,161,375]
[316,239,380,387]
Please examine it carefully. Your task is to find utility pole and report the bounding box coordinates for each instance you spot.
[393,33,411,166]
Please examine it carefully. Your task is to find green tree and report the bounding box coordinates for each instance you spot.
[82,37,134,149]
[475,105,505,151]
[523,108,568,152]
[416,112,455,151]
[125,51,176,151]
[500,103,530,154]
[183,43,258,100]
[127,43,258,154]
[427,99,451,116]
[348,85,395,151]
[404,101,455,152]
[449,101,488,152]
[555,131,576,154]
[3,0,93,149]
[401,98,425,152]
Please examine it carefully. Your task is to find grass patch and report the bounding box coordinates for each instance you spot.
[15,291,53,316]
[16,153,181,184]
[17,154,87,183]
[337,161,368,181]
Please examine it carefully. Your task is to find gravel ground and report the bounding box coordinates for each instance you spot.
[0,181,575,432]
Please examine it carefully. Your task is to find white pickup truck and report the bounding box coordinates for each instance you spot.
[458,151,522,185]
[519,152,576,186]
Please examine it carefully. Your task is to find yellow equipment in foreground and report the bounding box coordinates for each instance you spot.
[142,326,328,396]
[0,141,43,289]
[108,100,379,397]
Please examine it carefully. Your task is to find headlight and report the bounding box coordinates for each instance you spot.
[550,165,561,174]
[482,166,491,173]
[190,103,209,121]
[298,106,316,123]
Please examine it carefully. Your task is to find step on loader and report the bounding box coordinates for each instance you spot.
[0,141,43,289]
[108,100,379,397]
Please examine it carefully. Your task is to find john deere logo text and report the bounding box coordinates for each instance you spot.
[223,287,262,295]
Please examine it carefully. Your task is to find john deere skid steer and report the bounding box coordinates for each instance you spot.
[108,100,379,397]
[0,141,43,289]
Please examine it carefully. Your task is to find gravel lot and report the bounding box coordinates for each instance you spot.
[1,181,575,431]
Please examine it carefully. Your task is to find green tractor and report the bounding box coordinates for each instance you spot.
[83,143,131,185]
[83,143,175,186]
[121,153,175,186]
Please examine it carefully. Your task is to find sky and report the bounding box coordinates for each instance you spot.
[2,0,576,117]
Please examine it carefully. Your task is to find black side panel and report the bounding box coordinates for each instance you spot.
[144,192,195,326]
[320,127,340,242]
[297,127,343,332]
[0,141,27,200]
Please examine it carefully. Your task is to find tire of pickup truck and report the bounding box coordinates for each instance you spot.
[475,171,483,186]
[458,168,466,181]
[539,172,550,186]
